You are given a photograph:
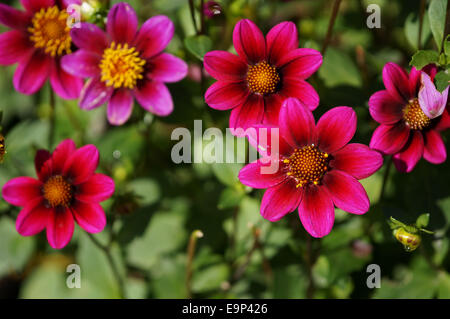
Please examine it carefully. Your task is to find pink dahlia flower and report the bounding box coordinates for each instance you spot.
[61,2,188,125]
[2,139,115,249]
[369,62,450,173]
[239,98,383,238]
[0,0,83,99]
[204,19,322,131]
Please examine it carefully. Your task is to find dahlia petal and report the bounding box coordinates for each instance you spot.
[149,53,188,83]
[392,130,424,173]
[50,60,83,100]
[409,66,421,96]
[61,50,101,78]
[435,108,450,131]
[61,0,81,7]
[106,2,138,44]
[79,77,113,110]
[0,30,32,65]
[46,208,74,249]
[71,202,106,233]
[266,21,298,65]
[261,179,302,222]
[280,79,319,111]
[70,22,108,55]
[0,4,30,30]
[106,89,133,125]
[205,81,248,110]
[245,124,293,158]
[369,90,404,124]
[16,199,50,236]
[76,174,115,203]
[2,177,42,206]
[418,72,449,119]
[382,62,411,103]
[278,48,323,78]
[331,143,383,179]
[316,106,356,153]
[63,144,99,185]
[369,123,410,155]
[323,170,369,215]
[13,50,51,95]
[134,15,174,59]
[279,97,315,148]
[298,185,334,238]
[203,51,248,82]
[238,159,286,189]
[229,94,264,130]
[232,19,265,64]
[423,129,447,164]
[52,139,76,175]
[262,94,284,126]
[21,0,54,13]
[134,81,173,117]
[35,149,51,180]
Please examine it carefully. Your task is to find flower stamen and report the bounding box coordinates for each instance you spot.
[246,61,280,95]
[43,175,73,207]
[403,98,431,130]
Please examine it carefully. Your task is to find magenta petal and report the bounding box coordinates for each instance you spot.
[316,106,356,153]
[382,62,411,103]
[51,139,76,175]
[107,89,134,125]
[0,4,30,30]
[232,19,265,64]
[21,0,54,12]
[46,208,74,249]
[50,60,83,100]
[423,129,447,164]
[278,48,323,78]
[369,90,404,124]
[298,185,334,238]
[106,2,138,44]
[435,108,450,132]
[134,81,173,116]
[280,79,319,111]
[369,123,410,155]
[229,94,264,130]
[16,199,50,236]
[72,202,106,233]
[149,53,188,83]
[2,177,42,206]
[79,78,113,110]
[203,51,248,82]
[70,23,108,55]
[134,15,174,59]
[323,170,369,215]
[418,72,449,119]
[279,97,315,148]
[245,124,293,158]
[266,21,298,65]
[331,143,383,179]
[0,30,32,65]
[61,50,101,78]
[63,144,99,185]
[409,66,421,96]
[76,174,115,203]
[239,159,286,189]
[261,179,302,222]
[205,81,248,110]
[35,149,51,180]
[392,131,424,173]
[262,94,283,126]
[13,50,51,95]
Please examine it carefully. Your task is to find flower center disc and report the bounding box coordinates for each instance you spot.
[99,42,146,89]
[43,175,73,207]
[28,6,72,57]
[403,98,431,130]
[284,145,329,188]
[246,61,280,95]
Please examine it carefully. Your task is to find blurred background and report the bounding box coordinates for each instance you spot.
[0,0,449,299]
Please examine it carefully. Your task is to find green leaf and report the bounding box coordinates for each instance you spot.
[312,255,331,288]
[416,213,430,228]
[318,47,362,88]
[218,187,244,210]
[212,163,242,187]
[405,12,431,50]
[184,35,212,61]
[192,263,230,293]
[128,178,161,206]
[410,50,439,69]
[435,70,450,92]
[428,0,447,51]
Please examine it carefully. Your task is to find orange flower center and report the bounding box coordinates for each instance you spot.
[246,61,280,94]
[403,98,431,130]
[43,175,73,207]
[99,42,146,89]
[28,6,72,57]
[284,145,329,188]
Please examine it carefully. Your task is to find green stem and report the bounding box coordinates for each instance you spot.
[418,0,426,49]
[321,0,342,56]
[379,156,393,203]
[48,86,56,149]
[186,230,203,298]
[188,0,198,33]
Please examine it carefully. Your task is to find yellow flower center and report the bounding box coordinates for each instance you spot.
[28,6,72,57]
[246,61,280,95]
[99,42,146,89]
[43,175,73,207]
[403,98,431,130]
[283,145,329,188]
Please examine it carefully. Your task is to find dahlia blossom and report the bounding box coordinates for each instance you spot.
[239,98,383,238]
[0,0,83,99]
[369,63,450,173]
[204,19,322,131]
[61,2,188,125]
[2,139,115,249]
